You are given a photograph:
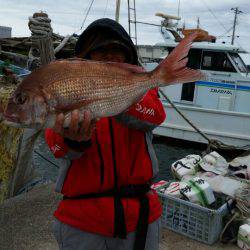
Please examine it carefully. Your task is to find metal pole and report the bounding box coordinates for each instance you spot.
[133,0,137,45]
[231,7,242,45]
[135,21,161,27]
[116,0,121,22]
[127,0,131,36]
[177,0,181,21]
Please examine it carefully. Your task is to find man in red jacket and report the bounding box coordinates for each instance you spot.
[46,18,166,250]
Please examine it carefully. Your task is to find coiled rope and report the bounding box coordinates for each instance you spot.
[27,12,74,69]
[28,15,53,40]
[28,12,54,68]
[219,185,250,243]
[235,186,250,217]
[159,89,250,151]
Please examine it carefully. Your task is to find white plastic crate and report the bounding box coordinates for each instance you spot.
[157,183,233,245]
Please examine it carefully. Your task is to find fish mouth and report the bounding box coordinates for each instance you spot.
[3,120,43,129]
[2,120,26,128]
[2,115,44,129]
[3,114,20,124]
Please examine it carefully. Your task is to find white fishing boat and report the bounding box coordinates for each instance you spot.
[137,13,250,149]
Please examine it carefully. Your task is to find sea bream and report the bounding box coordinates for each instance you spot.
[3,33,205,129]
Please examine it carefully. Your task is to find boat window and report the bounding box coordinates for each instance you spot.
[173,48,202,102]
[229,53,247,73]
[201,51,236,72]
[181,82,195,102]
[167,48,202,70]
[186,49,202,69]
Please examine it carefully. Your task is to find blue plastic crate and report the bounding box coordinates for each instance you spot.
[157,184,232,245]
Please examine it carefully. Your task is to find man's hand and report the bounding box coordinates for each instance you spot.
[53,110,94,142]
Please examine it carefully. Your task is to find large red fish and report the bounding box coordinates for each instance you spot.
[3,33,204,129]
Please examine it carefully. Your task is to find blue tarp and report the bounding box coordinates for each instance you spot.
[0,60,30,78]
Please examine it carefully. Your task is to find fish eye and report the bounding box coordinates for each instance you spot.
[15,93,28,105]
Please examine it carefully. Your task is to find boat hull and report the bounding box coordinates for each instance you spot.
[154,102,250,148]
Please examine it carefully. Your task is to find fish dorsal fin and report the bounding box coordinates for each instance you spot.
[105,62,146,74]
[52,58,88,63]
[50,58,145,74]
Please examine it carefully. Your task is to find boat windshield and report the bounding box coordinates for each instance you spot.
[229,53,248,73]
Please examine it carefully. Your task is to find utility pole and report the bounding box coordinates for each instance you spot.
[115,0,121,22]
[197,17,200,29]
[231,7,242,45]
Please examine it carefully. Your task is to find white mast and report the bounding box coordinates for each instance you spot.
[177,0,181,23]
[115,0,121,22]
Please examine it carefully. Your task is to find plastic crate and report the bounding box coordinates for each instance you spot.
[157,184,233,245]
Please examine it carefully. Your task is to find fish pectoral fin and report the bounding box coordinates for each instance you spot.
[55,99,93,113]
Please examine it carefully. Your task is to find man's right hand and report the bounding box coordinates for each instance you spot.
[53,110,95,142]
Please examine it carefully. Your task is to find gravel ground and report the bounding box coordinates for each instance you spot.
[0,183,238,250]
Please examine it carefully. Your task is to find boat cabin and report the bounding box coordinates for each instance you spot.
[137,43,250,114]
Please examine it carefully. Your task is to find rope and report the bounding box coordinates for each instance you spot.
[235,186,250,217]
[28,13,55,68]
[219,212,239,243]
[28,13,75,62]
[219,186,250,242]
[54,35,73,54]
[80,0,95,30]
[28,16,53,40]
[34,150,60,169]
[159,89,250,151]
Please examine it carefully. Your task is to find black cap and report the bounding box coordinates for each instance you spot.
[75,18,138,65]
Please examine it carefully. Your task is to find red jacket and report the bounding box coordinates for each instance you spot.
[45,89,166,237]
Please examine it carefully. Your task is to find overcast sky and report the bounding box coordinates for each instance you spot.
[0,0,250,63]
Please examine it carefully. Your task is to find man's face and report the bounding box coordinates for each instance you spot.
[88,44,127,63]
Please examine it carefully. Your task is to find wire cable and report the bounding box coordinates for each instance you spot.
[80,0,95,30]
[217,26,233,38]
[103,0,109,17]
[34,150,60,169]
[200,0,229,32]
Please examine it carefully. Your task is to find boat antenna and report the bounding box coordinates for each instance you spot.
[231,7,243,45]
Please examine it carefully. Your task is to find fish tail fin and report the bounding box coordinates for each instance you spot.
[151,32,206,86]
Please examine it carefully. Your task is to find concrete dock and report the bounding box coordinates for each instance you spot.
[0,183,238,250]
